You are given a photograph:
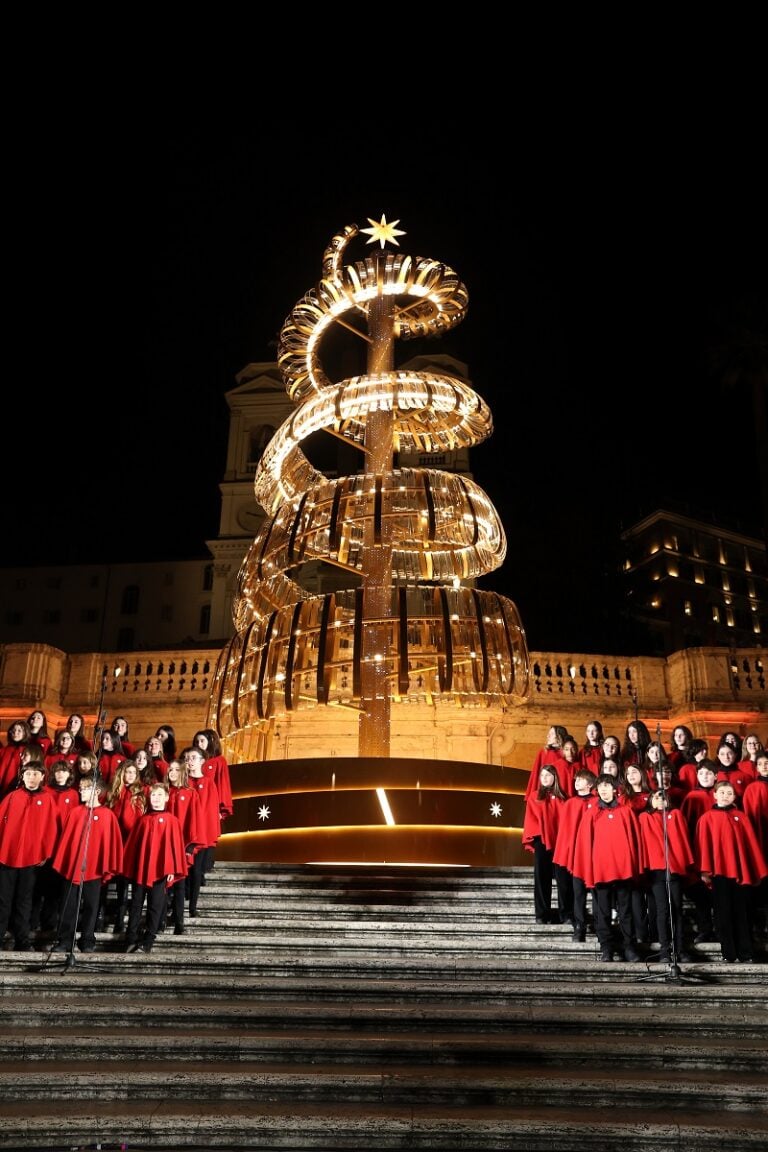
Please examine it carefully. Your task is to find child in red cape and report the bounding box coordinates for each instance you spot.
[50,774,123,954]
[122,781,187,954]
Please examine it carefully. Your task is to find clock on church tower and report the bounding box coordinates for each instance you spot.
[236,503,264,533]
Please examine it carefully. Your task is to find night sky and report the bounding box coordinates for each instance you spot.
[5,134,766,654]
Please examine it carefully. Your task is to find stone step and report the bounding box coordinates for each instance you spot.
[2,973,765,1015]
[0,1099,766,1152]
[0,1060,764,1111]
[1,1024,764,1070]
[1,862,765,1151]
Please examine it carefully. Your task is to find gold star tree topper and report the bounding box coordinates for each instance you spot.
[361,214,406,249]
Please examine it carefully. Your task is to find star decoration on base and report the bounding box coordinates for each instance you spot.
[257,804,271,822]
[361,214,405,249]
[490,802,502,818]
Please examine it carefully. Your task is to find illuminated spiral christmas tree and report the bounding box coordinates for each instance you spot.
[210,216,530,770]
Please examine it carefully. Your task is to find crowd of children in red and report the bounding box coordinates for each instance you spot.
[0,710,232,955]
[522,720,768,964]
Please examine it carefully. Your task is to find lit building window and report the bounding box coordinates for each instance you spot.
[684,600,693,617]
[712,606,720,623]
[754,618,762,634]
[649,542,660,555]
[694,567,705,585]
[667,562,679,577]
[718,541,727,565]
[748,579,756,599]
[722,573,731,592]
[651,597,661,609]
[726,609,735,628]
[652,570,661,582]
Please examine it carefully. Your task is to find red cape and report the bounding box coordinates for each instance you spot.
[0,787,59,867]
[51,803,124,883]
[572,801,643,888]
[742,778,768,856]
[695,805,768,885]
[203,754,233,818]
[552,793,597,871]
[189,774,223,848]
[168,785,204,849]
[122,809,188,887]
[638,807,695,875]
[522,792,564,853]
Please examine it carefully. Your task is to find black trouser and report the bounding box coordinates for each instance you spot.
[594,880,635,948]
[57,876,102,950]
[712,875,753,962]
[31,861,60,932]
[187,850,205,915]
[684,879,714,935]
[532,838,554,921]
[572,875,590,929]
[0,863,37,946]
[648,870,684,954]
[126,878,167,945]
[169,877,185,928]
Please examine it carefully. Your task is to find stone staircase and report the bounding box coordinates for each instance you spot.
[0,863,766,1151]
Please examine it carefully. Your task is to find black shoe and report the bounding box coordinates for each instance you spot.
[677,951,696,964]
[535,916,547,925]
[188,909,198,918]
[78,942,96,953]
[599,946,613,962]
[721,955,737,963]
[141,940,154,954]
[14,942,34,952]
[624,946,642,963]
[572,930,586,943]
[173,925,186,936]
[51,941,71,953]
[694,930,716,944]
[126,942,140,953]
